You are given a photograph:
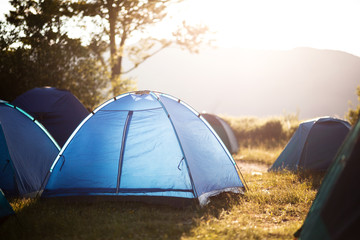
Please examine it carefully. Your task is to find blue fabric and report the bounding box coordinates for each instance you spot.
[159,95,243,198]
[0,126,16,195]
[12,87,89,147]
[120,109,192,191]
[270,117,351,171]
[0,102,60,196]
[44,91,244,204]
[102,94,161,111]
[0,189,14,219]
[48,110,128,190]
[270,121,313,171]
[46,94,193,197]
[300,121,350,170]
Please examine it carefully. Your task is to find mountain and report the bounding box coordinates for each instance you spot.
[126,47,360,120]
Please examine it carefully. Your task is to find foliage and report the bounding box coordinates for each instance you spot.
[1,0,209,100]
[223,114,299,149]
[67,0,210,95]
[0,0,110,109]
[221,114,300,166]
[346,85,360,125]
[0,33,109,110]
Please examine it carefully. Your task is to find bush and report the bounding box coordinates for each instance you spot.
[260,120,283,141]
[222,114,299,149]
[346,85,360,125]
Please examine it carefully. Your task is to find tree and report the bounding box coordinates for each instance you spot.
[1,0,209,103]
[1,0,109,109]
[68,0,209,95]
[346,85,360,125]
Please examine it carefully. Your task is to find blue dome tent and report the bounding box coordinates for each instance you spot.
[0,101,60,197]
[43,91,245,206]
[12,87,89,147]
[269,117,351,172]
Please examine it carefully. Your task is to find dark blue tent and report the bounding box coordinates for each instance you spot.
[43,91,245,206]
[0,189,14,221]
[269,117,351,172]
[12,87,89,147]
[0,100,60,197]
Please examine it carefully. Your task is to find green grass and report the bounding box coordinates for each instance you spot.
[1,171,319,240]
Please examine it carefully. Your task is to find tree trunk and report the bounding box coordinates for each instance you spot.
[107,1,120,96]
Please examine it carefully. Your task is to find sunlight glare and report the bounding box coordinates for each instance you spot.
[156,0,360,55]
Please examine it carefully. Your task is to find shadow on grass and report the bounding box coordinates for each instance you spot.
[199,192,242,219]
[296,170,326,190]
[267,169,326,190]
[0,193,241,240]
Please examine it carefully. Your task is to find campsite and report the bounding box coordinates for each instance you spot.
[1,102,357,239]
[1,0,360,239]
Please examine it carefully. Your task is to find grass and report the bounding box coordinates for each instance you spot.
[185,172,319,239]
[234,146,284,166]
[0,171,320,240]
[222,114,299,150]
[224,114,299,167]
[1,114,323,239]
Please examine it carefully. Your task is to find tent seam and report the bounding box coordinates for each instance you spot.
[151,92,199,199]
[116,111,133,193]
[198,114,247,190]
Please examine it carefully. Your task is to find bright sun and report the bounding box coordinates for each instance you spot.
[153,0,360,55]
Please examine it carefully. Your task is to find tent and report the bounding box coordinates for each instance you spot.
[296,118,360,239]
[12,87,89,147]
[0,189,14,222]
[269,117,350,172]
[0,100,60,197]
[201,113,239,154]
[43,91,245,206]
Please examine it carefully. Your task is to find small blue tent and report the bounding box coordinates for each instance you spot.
[0,100,60,197]
[269,117,350,172]
[12,87,89,147]
[43,91,245,205]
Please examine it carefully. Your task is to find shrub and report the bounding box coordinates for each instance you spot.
[222,114,299,149]
[346,85,360,125]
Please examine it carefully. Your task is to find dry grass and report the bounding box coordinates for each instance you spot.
[182,172,318,239]
[222,114,299,150]
[0,171,320,240]
[234,146,284,166]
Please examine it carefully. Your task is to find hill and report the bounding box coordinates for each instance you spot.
[128,47,360,119]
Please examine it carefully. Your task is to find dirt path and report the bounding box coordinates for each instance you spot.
[236,161,269,174]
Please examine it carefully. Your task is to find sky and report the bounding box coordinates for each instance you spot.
[1,0,360,119]
[153,0,360,57]
[1,0,360,56]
